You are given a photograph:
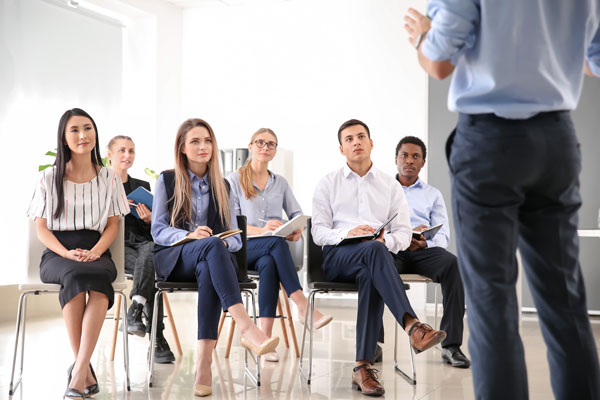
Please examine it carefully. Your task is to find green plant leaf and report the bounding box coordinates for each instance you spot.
[39,164,53,171]
[45,150,57,157]
[144,168,159,181]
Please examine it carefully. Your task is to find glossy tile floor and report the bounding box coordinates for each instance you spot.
[1,294,599,399]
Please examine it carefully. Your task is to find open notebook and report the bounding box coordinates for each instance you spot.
[170,229,242,247]
[248,215,310,239]
[412,224,443,240]
[336,213,398,246]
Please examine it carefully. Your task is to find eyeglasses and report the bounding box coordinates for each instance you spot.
[254,139,278,150]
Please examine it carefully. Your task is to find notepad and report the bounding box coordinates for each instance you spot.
[248,215,310,239]
[412,224,443,240]
[170,229,243,247]
[336,213,398,246]
[126,186,153,219]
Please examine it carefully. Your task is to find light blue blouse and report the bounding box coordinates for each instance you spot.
[227,171,302,227]
[151,169,241,251]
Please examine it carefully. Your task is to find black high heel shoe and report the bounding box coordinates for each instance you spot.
[84,363,100,397]
[65,363,85,399]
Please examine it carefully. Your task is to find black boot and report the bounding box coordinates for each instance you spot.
[126,300,147,337]
[154,332,175,364]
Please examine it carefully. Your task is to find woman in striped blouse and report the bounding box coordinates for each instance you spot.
[28,108,129,399]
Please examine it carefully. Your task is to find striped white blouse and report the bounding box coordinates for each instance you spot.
[27,166,130,233]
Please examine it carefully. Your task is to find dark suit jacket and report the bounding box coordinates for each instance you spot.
[122,175,153,244]
[152,170,244,282]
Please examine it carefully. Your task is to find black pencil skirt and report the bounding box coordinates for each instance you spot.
[40,230,117,309]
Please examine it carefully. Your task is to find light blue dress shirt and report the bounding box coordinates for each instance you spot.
[227,171,302,227]
[399,176,450,249]
[422,0,600,119]
[151,169,241,251]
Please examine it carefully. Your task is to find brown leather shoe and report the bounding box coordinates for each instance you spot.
[408,322,447,354]
[351,364,385,396]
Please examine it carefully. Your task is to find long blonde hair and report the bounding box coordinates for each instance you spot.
[239,128,278,200]
[171,118,231,228]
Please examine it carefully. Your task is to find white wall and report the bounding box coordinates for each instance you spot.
[0,0,123,284]
[180,0,429,211]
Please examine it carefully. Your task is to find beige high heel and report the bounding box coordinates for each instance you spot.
[300,313,333,330]
[193,384,212,397]
[240,336,279,356]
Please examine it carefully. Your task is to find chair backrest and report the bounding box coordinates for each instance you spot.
[26,219,49,285]
[234,215,249,281]
[287,235,305,271]
[25,217,125,285]
[306,218,328,284]
[112,217,125,284]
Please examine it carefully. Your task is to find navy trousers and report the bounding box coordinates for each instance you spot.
[394,247,464,348]
[323,241,416,362]
[448,111,600,400]
[247,236,303,318]
[167,237,242,340]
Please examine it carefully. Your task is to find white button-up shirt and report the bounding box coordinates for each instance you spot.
[311,164,412,254]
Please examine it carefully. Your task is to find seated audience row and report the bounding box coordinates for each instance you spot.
[28,109,465,398]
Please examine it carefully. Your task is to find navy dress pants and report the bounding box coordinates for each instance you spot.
[167,237,242,340]
[323,241,416,362]
[247,236,303,318]
[448,111,600,400]
[394,247,464,348]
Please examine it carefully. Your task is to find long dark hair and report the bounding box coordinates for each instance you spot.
[53,108,103,219]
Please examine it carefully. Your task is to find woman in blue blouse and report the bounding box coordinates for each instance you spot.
[151,119,279,397]
[228,128,332,362]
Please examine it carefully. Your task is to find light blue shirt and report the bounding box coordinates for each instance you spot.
[151,169,241,251]
[227,171,302,227]
[399,177,450,249]
[422,0,600,119]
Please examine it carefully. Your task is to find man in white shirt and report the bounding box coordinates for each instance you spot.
[393,136,469,368]
[312,119,446,396]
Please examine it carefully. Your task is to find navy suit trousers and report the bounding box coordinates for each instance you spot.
[247,236,303,318]
[167,237,242,340]
[323,240,416,362]
[448,111,600,400]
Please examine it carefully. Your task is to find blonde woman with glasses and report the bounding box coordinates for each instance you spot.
[227,128,332,362]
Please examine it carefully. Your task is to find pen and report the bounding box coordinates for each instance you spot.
[258,218,269,224]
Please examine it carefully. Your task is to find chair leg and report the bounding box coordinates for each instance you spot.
[148,289,163,388]
[215,311,227,349]
[162,292,183,356]
[299,290,317,384]
[434,283,439,330]
[277,297,290,348]
[280,285,300,357]
[110,294,122,362]
[393,320,417,385]
[242,289,261,387]
[116,291,131,391]
[224,318,236,358]
[8,291,31,396]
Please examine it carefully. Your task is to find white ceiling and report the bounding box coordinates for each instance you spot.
[163,0,288,8]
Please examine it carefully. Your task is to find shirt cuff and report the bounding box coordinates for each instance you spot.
[169,231,189,246]
[588,59,600,77]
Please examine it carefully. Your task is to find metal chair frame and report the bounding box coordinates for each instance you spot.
[146,215,264,387]
[9,218,131,396]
